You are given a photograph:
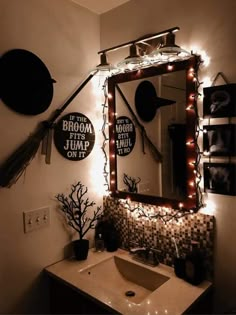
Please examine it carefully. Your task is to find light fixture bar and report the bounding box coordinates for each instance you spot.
[98,26,180,55]
[135,27,179,45]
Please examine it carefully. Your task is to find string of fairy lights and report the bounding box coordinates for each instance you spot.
[122,199,195,224]
[101,77,110,193]
[100,54,206,224]
[191,56,205,211]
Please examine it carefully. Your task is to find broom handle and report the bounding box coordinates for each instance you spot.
[48,70,98,125]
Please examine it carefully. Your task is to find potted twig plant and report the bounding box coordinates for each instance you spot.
[123,173,141,193]
[55,181,102,260]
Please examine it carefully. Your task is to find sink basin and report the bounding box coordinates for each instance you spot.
[79,255,169,304]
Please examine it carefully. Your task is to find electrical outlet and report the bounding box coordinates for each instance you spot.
[23,206,50,233]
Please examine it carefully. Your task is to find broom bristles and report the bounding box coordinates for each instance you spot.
[0,123,47,188]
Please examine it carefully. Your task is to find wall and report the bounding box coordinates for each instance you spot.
[0,0,102,313]
[101,0,236,313]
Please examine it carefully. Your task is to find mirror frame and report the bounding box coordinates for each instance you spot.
[108,55,200,211]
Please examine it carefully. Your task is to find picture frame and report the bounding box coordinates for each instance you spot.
[203,83,236,118]
[203,163,236,196]
[203,124,236,156]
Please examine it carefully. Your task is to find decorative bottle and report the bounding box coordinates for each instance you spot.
[95,233,105,252]
[184,241,205,285]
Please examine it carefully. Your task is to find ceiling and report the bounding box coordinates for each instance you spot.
[70,0,131,14]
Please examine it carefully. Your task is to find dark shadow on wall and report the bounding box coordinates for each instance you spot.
[9,272,50,314]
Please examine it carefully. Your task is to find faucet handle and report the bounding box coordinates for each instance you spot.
[147,248,161,265]
[130,247,146,254]
[129,240,139,246]
[149,248,161,254]
[129,240,140,250]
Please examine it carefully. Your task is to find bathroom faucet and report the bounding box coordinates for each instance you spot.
[129,243,160,266]
[129,247,147,255]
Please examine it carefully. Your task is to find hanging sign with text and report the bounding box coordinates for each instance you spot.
[115,116,136,156]
[54,112,95,161]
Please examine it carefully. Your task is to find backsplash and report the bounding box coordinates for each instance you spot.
[103,196,215,280]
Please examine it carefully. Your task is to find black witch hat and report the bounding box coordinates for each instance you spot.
[0,49,55,115]
[135,80,175,122]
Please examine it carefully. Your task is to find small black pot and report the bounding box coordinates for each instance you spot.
[73,239,89,260]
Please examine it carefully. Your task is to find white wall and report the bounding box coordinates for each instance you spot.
[0,0,102,313]
[101,0,236,313]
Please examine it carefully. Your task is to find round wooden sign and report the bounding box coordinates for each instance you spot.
[54,112,95,161]
[115,116,136,156]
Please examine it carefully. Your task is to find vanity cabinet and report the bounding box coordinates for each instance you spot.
[183,286,213,314]
[48,275,120,314]
[47,274,212,315]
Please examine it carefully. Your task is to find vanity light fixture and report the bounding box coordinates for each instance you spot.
[95,52,118,74]
[149,31,191,63]
[96,26,191,74]
[117,43,146,72]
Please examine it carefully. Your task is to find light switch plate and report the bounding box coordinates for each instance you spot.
[23,206,50,233]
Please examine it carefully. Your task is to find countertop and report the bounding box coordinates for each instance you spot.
[45,248,212,315]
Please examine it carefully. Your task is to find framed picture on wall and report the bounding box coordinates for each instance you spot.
[203,163,236,196]
[203,124,236,156]
[203,83,236,118]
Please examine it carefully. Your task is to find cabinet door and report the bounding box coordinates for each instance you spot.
[48,276,119,314]
[183,287,213,314]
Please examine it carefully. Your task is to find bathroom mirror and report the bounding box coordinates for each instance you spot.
[108,56,199,211]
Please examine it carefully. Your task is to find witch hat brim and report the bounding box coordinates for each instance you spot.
[135,80,176,122]
[0,49,56,115]
[156,96,176,107]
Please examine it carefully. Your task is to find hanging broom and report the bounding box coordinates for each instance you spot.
[0,70,98,188]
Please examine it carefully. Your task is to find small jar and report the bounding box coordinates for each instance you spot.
[95,233,105,252]
[184,241,204,285]
[106,229,119,252]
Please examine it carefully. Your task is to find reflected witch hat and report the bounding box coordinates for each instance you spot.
[135,80,175,122]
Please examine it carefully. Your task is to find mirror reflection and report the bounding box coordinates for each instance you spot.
[108,56,198,210]
[116,70,187,200]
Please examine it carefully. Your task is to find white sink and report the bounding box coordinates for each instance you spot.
[79,255,170,304]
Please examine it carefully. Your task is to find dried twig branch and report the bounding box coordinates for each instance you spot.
[55,181,102,239]
[123,173,141,193]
